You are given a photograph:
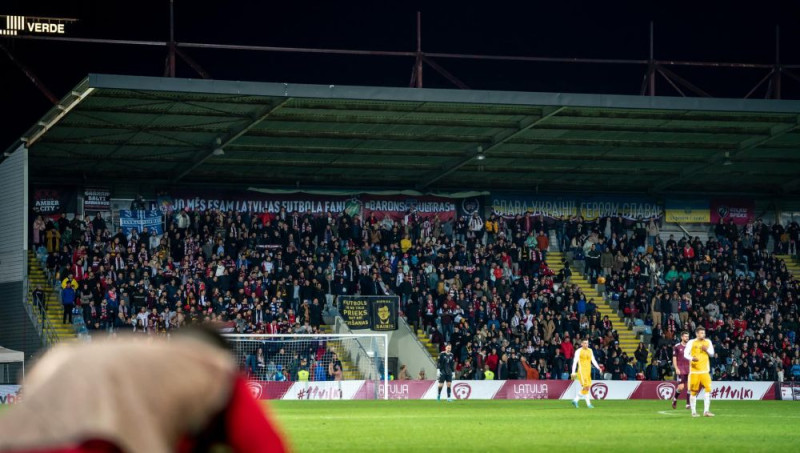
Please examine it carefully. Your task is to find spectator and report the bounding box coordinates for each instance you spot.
[483,364,495,381]
[791,359,800,380]
[397,364,412,380]
[61,273,79,290]
[32,215,46,248]
[634,343,648,372]
[645,358,660,380]
[61,283,76,324]
[32,286,46,321]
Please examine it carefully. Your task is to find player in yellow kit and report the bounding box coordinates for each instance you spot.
[571,339,602,408]
[683,326,715,417]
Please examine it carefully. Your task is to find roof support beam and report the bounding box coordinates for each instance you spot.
[414,106,565,190]
[652,116,800,192]
[173,98,291,181]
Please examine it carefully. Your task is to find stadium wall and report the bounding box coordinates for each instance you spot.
[0,145,27,284]
[246,380,780,401]
[0,282,38,382]
[0,146,36,383]
[349,321,437,380]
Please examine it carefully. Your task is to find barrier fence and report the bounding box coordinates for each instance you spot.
[244,380,783,401]
[4,381,797,404]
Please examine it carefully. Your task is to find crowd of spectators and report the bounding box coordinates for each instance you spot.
[31,206,800,383]
[599,217,800,382]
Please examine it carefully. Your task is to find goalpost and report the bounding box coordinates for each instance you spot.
[224,334,389,400]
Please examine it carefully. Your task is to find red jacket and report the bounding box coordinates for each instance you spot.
[485,353,499,372]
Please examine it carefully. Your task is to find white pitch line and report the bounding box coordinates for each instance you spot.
[657,410,800,419]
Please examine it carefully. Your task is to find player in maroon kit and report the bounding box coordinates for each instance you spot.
[672,330,691,409]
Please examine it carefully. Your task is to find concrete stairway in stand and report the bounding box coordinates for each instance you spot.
[416,329,440,362]
[318,324,364,380]
[547,251,646,362]
[27,251,76,342]
[776,255,800,281]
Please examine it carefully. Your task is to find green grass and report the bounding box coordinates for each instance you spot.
[268,400,800,452]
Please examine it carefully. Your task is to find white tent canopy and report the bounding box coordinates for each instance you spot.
[0,346,24,381]
[0,347,23,364]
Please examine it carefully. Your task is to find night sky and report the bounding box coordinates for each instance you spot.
[3,1,800,148]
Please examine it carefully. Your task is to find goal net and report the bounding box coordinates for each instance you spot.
[224,334,389,400]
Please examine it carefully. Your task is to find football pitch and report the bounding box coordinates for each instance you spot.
[268,400,800,452]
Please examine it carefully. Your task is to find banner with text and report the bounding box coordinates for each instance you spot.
[281,381,365,400]
[491,194,662,221]
[338,296,372,329]
[421,380,505,400]
[161,190,458,221]
[245,380,777,400]
[362,195,456,222]
[83,187,111,211]
[0,385,21,405]
[780,382,800,401]
[119,210,164,235]
[338,295,398,330]
[32,186,78,215]
[370,296,399,331]
[664,199,711,224]
[710,198,755,225]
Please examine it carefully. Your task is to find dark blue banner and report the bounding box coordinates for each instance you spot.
[491,194,661,221]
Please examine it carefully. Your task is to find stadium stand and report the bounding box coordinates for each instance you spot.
[30,202,800,384]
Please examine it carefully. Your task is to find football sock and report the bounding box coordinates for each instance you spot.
[690,395,697,414]
[447,387,451,398]
[674,390,680,400]
[704,392,710,413]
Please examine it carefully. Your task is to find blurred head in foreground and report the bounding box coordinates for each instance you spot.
[0,326,287,453]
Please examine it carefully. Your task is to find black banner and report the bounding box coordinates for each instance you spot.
[338,296,371,329]
[370,296,398,331]
[458,196,484,218]
[32,186,77,214]
[338,295,398,331]
[83,187,111,211]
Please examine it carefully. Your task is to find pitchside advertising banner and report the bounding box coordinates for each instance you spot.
[0,385,21,405]
[245,380,780,400]
[781,382,800,400]
[157,190,458,221]
[491,194,662,221]
[338,296,398,331]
